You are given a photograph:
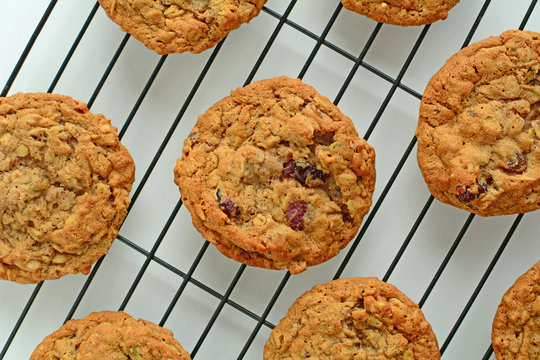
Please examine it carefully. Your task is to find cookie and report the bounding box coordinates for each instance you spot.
[416,30,540,216]
[264,277,440,359]
[98,0,267,54]
[492,261,540,360]
[30,311,191,359]
[174,76,375,274]
[0,93,135,284]
[341,0,460,26]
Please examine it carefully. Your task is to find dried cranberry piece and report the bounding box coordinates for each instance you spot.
[282,160,328,186]
[456,183,487,203]
[282,160,296,178]
[477,183,487,195]
[506,153,527,173]
[457,191,476,203]
[219,199,237,218]
[286,200,308,231]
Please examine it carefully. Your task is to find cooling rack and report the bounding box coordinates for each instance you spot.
[0,1,539,359]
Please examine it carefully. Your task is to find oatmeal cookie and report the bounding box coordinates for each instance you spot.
[264,277,440,359]
[98,0,267,54]
[30,311,191,360]
[174,76,376,274]
[341,0,460,26]
[492,261,540,360]
[416,30,540,216]
[0,93,135,284]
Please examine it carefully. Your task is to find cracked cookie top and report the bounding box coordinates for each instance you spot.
[341,0,460,26]
[416,30,540,216]
[0,93,134,283]
[98,0,267,54]
[174,76,375,274]
[264,277,440,360]
[492,261,540,360]
[30,311,191,360]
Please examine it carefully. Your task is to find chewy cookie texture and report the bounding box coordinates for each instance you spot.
[30,311,191,360]
[0,93,134,284]
[264,277,440,360]
[492,261,540,360]
[98,0,267,54]
[416,30,540,216]
[174,76,375,274]
[341,0,460,26]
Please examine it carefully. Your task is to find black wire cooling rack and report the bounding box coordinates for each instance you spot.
[0,1,539,359]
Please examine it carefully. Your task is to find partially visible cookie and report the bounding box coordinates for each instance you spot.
[264,277,440,359]
[416,30,540,216]
[174,76,376,274]
[492,261,540,360]
[0,93,135,284]
[30,311,191,360]
[98,0,267,54]
[341,0,460,26]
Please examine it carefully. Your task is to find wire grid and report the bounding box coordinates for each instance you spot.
[0,1,539,359]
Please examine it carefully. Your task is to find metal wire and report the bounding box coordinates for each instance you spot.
[1,0,537,359]
[1,0,57,97]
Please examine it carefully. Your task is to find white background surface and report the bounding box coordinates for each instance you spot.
[0,1,539,359]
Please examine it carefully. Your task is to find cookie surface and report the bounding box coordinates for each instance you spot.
[174,76,375,274]
[341,0,459,26]
[98,0,267,54]
[264,277,440,359]
[0,93,134,284]
[30,311,191,360]
[416,30,540,216]
[492,261,540,360]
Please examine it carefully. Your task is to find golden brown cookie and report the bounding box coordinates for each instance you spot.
[416,30,540,216]
[492,261,540,360]
[0,93,135,284]
[98,0,267,54]
[264,277,440,359]
[341,0,460,26]
[30,311,191,360]
[174,76,375,274]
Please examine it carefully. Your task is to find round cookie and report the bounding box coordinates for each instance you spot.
[341,0,460,26]
[0,93,135,284]
[492,261,540,360]
[30,311,191,359]
[416,30,540,216]
[264,277,440,359]
[98,0,267,54]
[174,76,375,274]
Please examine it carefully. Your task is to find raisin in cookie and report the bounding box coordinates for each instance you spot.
[98,0,267,54]
[341,0,460,26]
[264,277,440,359]
[416,30,540,216]
[174,76,375,274]
[0,93,135,284]
[30,311,191,360]
[492,261,540,360]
